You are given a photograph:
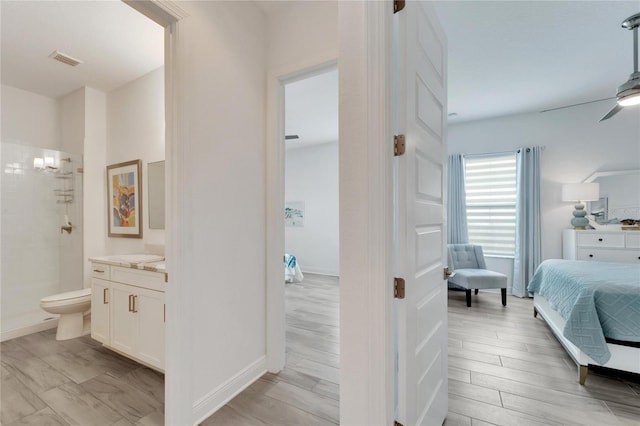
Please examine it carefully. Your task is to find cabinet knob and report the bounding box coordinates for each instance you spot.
[589,254,594,258]
[598,238,603,242]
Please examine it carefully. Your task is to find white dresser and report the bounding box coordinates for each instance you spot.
[563,229,640,263]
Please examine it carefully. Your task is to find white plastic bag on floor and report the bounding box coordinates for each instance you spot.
[284,253,304,283]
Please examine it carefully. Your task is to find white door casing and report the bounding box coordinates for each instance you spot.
[395,1,448,425]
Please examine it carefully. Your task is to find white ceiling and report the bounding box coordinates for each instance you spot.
[1,0,164,99]
[433,0,640,123]
[4,1,637,128]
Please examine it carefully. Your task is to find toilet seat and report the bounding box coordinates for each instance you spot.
[41,288,91,308]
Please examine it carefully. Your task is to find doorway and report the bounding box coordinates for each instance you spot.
[281,67,340,422]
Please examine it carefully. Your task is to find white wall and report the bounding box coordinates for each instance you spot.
[285,142,339,275]
[165,2,267,424]
[106,67,165,254]
[83,87,108,288]
[449,102,640,273]
[60,88,85,156]
[266,1,339,74]
[1,85,61,149]
[264,0,340,374]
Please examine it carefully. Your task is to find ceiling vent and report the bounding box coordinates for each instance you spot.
[49,50,83,67]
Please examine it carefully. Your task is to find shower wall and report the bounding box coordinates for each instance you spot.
[1,142,83,335]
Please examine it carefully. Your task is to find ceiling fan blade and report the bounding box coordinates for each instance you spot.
[600,104,624,121]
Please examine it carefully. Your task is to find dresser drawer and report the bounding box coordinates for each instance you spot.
[627,233,640,249]
[91,263,110,280]
[111,266,165,292]
[578,248,640,263]
[577,233,625,248]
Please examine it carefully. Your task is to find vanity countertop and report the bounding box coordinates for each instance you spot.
[89,254,167,273]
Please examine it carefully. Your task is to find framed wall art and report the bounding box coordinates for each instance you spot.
[107,159,142,238]
[285,201,305,227]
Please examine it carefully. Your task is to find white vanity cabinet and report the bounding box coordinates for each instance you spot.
[90,261,166,371]
[563,229,640,263]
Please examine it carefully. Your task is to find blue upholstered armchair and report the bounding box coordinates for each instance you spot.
[447,244,508,307]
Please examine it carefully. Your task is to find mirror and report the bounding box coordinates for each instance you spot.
[585,169,640,223]
[148,161,165,229]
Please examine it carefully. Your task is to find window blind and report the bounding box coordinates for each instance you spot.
[464,154,517,256]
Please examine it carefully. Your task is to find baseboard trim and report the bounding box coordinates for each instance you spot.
[301,270,340,278]
[191,355,267,425]
[1,318,58,342]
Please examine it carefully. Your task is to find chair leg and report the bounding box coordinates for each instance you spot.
[466,290,472,307]
[474,289,478,295]
[501,288,507,306]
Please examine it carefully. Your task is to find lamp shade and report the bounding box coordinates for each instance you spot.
[561,183,600,202]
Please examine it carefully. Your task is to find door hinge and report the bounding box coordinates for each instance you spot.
[393,0,405,14]
[394,421,404,426]
[394,134,406,156]
[394,277,405,299]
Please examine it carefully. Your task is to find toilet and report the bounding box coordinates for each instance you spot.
[40,288,91,340]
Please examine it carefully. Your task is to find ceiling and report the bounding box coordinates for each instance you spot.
[4,1,637,127]
[433,0,640,123]
[1,0,164,99]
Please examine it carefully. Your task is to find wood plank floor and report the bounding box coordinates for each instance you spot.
[202,273,340,426]
[3,275,639,425]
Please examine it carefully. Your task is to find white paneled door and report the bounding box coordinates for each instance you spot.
[395,1,448,425]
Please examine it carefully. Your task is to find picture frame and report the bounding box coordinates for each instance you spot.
[285,201,305,227]
[107,159,142,238]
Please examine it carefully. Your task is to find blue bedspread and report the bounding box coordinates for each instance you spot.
[528,259,640,365]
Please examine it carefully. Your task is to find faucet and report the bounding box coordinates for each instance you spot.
[61,222,72,234]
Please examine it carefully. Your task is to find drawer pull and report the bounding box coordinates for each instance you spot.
[132,295,138,313]
[589,254,594,258]
[598,238,603,242]
[103,288,108,304]
[93,269,105,273]
[128,294,133,312]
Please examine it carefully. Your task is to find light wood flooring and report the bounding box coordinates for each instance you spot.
[201,273,340,425]
[3,276,639,425]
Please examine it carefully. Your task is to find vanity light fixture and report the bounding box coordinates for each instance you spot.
[562,182,600,229]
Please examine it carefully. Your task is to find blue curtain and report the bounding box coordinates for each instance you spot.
[447,154,469,244]
[512,146,542,297]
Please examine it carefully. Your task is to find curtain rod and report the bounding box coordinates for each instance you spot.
[462,146,546,159]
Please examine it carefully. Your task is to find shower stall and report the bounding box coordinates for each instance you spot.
[1,142,84,341]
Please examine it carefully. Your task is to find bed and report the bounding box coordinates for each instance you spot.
[528,259,640,384]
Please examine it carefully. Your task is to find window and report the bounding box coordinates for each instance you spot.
[464,154,517,256]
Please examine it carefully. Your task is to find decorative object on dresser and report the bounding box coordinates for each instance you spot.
[561,182,600,229]
[563,229,640,263]
[584,169,640,227]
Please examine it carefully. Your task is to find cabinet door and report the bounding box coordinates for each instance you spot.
[91,278,110,344]
[110,282,136,355]
[135,288,165,369]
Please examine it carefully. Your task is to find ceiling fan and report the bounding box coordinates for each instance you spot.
[600,12,640,121]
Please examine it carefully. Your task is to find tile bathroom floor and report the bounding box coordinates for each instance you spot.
[1,328,164,426]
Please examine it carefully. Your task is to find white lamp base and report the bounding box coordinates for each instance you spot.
[571,202,589,229]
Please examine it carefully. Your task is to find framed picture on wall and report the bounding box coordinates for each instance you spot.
[107,159,143,238]
[285,201,305,227]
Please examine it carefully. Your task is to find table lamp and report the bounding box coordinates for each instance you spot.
[562,183,600,229]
